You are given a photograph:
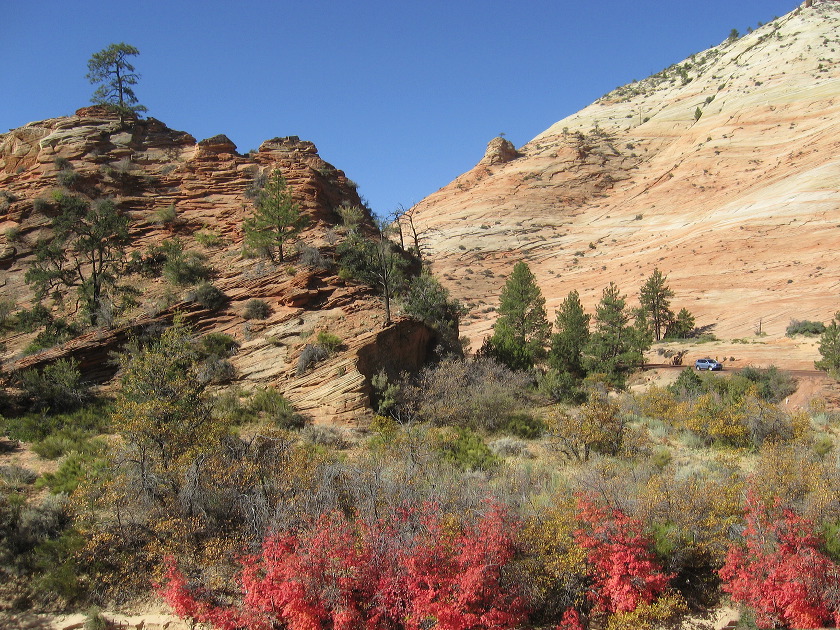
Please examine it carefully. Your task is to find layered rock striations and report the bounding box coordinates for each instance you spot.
[0,108,430,423]
[412,2,840,347]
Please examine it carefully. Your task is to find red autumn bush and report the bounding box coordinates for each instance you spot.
[573,495,673,614]
[719,490,840,629]
[160,501,527,630]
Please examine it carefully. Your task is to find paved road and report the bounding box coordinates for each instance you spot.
[642,363,828,379]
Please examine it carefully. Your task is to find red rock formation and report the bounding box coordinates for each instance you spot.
[0,109,424,425]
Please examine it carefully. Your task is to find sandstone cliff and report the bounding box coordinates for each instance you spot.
[0,107,433,423]
[412,1,840,352]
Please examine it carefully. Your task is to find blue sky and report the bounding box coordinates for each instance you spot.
[4,1,798,215]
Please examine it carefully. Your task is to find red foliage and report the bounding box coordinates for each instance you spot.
[159,502,527,630]
[574,495,672,614]
[557,607,584,630]
[719,490,840,629]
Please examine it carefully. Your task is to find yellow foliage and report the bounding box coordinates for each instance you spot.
[546,396,625,461]
[637,468,743,567]
[750,442,840,523]
[518,494,588,613]
[605,592,688,630]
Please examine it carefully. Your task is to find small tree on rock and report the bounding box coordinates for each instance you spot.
[25,193,132,325]
[337,218,407,326]
[87,42,147,124]
[244,169,308,263]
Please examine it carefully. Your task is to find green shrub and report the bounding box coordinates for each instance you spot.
[190,283,228,310]
[56,169,81,189]
[4,226,21,242]
[161,240,211,285]
[33,197,51,213]
[31,428,106,460]
[814,434,834,459]
[398,357,533,432]
[435,427,499,471]
[194,229,222,247]
[13,303,53,333]
[248,387,306,429]
[738,365,797,403]
[651,447,672,469]
[669,367,705,399]
[501,413,545,439]
[35,451,106,494]
[243,298,271,320]
[211,388,257,424]
[16,358,91,414]
[0,402,109,442]
[199,332,239,358]
[786,319,826,337]
[22,317,81,355]
[316,331,343,353]
[538,369,586,404]
[152,204,178,225]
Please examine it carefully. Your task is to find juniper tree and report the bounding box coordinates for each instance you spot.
[665,307,696,339]
[87,42,147,124]
[484,261,549,371]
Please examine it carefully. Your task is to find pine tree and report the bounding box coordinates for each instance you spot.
[87,43,147,125]
[815,312,840,375]
[665,307,695,339]
[243,169,308,263]
[549,289,590,378]
[25,193,132,325]
[584,282,643,388]
[485,261,549,371]
[639,268,674,341]
[337,218,408,326]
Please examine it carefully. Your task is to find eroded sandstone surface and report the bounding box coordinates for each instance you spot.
[0,107,432,424]
[413,2,840,354]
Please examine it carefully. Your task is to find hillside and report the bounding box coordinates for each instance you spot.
[0,107,433,424]
[412,1,840,362]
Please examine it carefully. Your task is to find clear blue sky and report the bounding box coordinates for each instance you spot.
[4,1,798,216]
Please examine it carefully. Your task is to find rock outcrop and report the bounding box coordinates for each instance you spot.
[412,2,840,347]
[0,109,428,424]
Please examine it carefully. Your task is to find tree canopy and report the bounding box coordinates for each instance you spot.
[484,261,550,371]
[25,193,132,325]
[87,43,147,123]
[639,268,674,342]
[244,169,308,263]
[584,282,644,387]
[549,289,590,378]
